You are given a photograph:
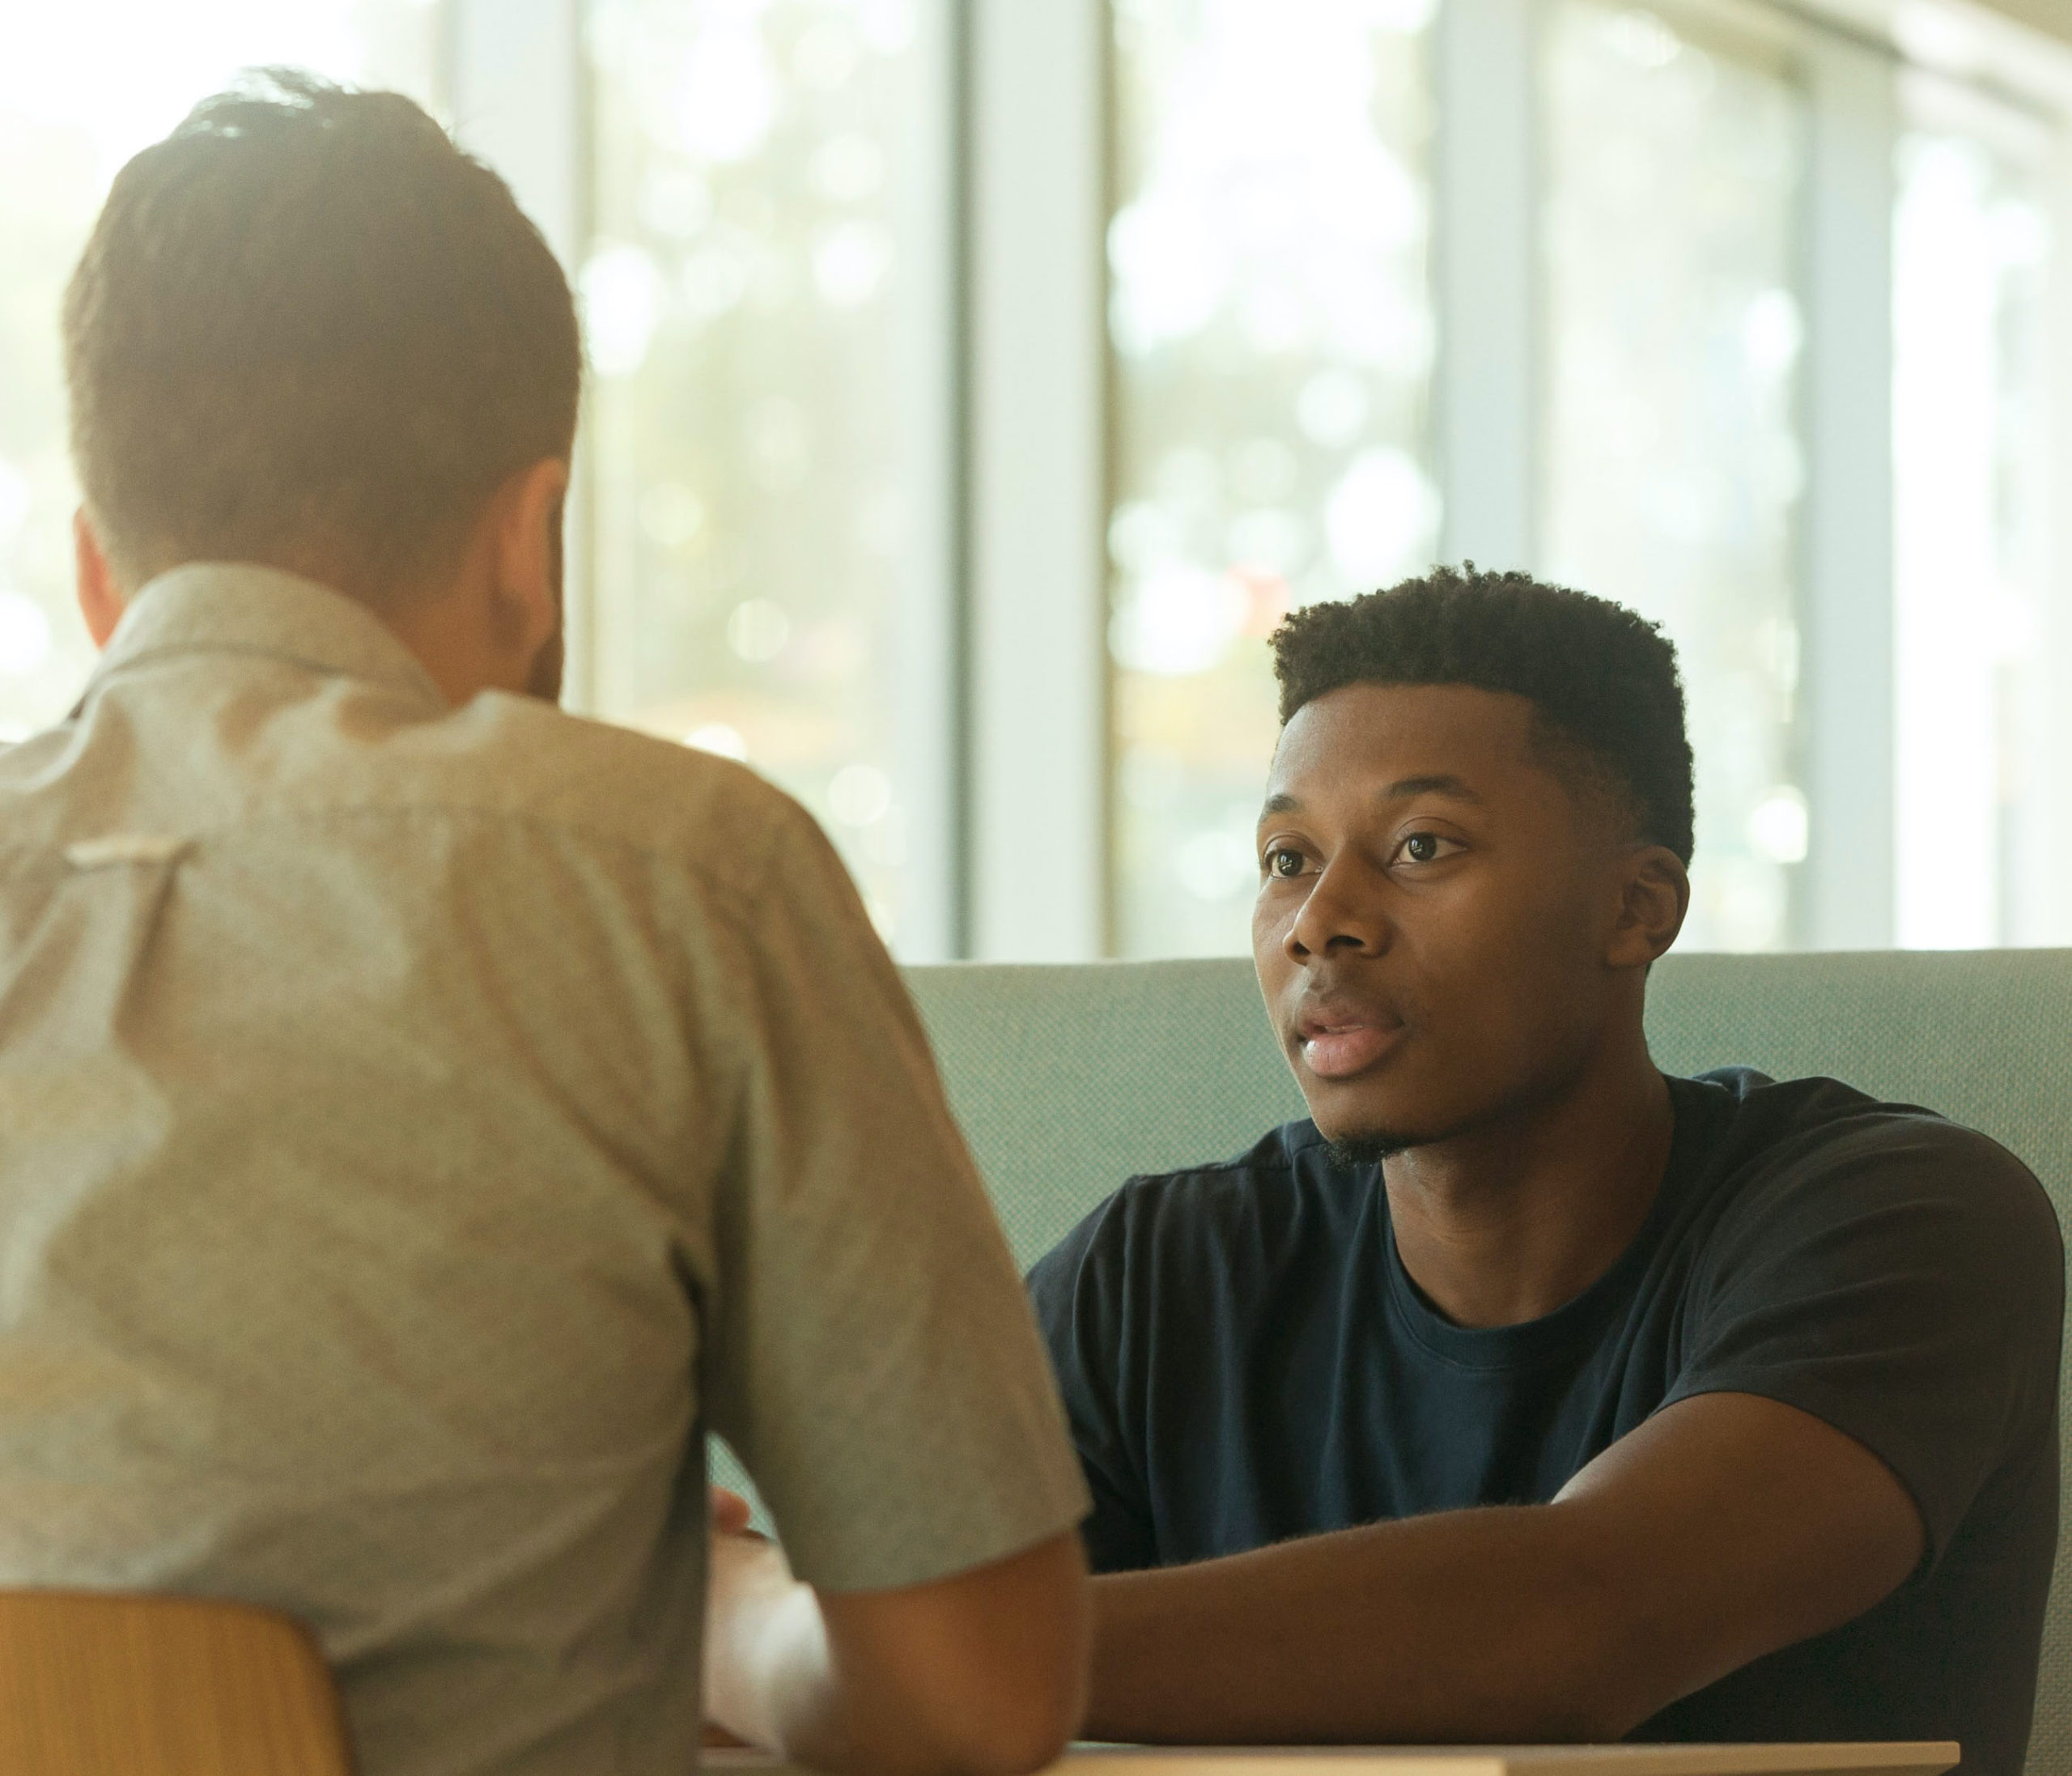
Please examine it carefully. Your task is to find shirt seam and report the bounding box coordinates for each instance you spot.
[1657,1368,1955,1569]
[81,639,442,712]
[0,799,783,937]
[1123,1131,1324,1192]
[1381,1286,1623,1375]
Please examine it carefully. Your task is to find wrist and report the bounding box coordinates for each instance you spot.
[707,1540,817,1749]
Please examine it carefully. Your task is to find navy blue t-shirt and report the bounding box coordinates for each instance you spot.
[1028,1070,2063,1774]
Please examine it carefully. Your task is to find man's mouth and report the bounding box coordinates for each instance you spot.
[1294,1008,1405,1080]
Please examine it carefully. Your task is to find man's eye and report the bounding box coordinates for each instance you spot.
[1399,832,1446,865]
[1264,847,1305,878]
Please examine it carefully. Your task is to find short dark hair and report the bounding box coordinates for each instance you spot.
[64,70,582,604]
[1270,565,1696,864]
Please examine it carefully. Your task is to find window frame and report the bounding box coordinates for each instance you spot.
[442,0,2072,960]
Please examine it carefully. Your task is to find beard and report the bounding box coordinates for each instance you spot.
[1323,1090,1514,1170]
[524,500,567,704]
[526,625,564,703]
[1327,1130,1421,1168]
[1323,1055,1588,1172]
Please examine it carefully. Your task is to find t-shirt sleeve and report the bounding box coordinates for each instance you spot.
[1661,1109,2064,1565]
[1026,1194,1160,1574]
[698,804,1089,1592]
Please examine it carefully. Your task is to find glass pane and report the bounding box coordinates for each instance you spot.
[1541,0,1807,952]
[584,0,944,954]
[0,2,440,744]
[1108,0,1439,958]
[1892,80,2057,948]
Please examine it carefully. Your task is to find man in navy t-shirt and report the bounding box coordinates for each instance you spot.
[1029,567,2062,1773]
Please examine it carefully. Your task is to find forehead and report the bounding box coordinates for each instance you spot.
[1267,682,1545,802]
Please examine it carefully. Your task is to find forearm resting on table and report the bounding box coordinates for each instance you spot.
[1087,1503,1659,1744]
[707,1526,1090,1776]
[1084,1393,1923,1745]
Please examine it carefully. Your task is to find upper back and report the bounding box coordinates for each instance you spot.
[0,566,802,1773]
[0,565,1088,1776]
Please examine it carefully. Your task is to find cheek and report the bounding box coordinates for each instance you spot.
[1251,874,1307,950]
[1412,869,1602,1038]
[1250,887,1282,954]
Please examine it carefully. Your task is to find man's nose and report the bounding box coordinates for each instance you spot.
[1285,855,1391,961]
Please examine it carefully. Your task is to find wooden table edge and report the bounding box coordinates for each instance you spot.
[703,1743,1959,1776]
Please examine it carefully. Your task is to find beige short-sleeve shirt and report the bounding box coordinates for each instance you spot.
[0,564,1088,1776]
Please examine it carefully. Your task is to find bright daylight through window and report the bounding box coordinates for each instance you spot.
[584,0,940,950]
[0,0,439,742]
[1542,0,1807,952]
[1107,0,1437,958]
[0,0,2066,961]
[1894,74,2059,949]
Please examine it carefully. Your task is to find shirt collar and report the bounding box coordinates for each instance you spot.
[82,562,448,712]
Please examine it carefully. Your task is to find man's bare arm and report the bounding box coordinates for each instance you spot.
[705,1494,1089,1776]
[1084,1391,1922,1744]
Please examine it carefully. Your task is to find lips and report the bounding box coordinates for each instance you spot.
[1293,1001,1406,1080]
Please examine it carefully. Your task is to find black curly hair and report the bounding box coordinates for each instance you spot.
[1270,565,1696,864]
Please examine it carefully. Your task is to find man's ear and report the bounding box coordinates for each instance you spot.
[74,509,125,648]
[1607,845,1690,969]
[490,457,571,661]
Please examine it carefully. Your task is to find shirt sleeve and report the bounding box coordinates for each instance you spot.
[697,802,1089,1592]
[1026,1194,1161,1574]
[1661,1109,2064,1565]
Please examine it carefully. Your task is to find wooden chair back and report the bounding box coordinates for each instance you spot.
[0,1591,353,1775]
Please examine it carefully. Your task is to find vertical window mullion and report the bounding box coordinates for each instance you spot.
[1799,32,1898,950]
[1433,0,1539,571]
[871,0,963,962]
[966,0,1110,961]
[2040,121,2072,944]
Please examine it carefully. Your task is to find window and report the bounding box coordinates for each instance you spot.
[1107,0,1437,958]
[1541,0,1808,950]
[583,0,950,950]
[6,0,2070,960]
[1892,74,2061,946]
[0,1,439,742]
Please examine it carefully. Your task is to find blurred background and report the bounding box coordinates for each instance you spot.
[2,0,2067,962]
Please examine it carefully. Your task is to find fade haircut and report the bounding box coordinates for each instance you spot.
[63,70,582,605]
[1270,565,1696,865]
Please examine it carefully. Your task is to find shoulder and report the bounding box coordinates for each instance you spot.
[257,691,876,967]
[321,693,860,935]
[1027,1119,1355,1308]
[1697,1068,2053,1213]
[1688,1067,2062,1288]
[410,695,816,860]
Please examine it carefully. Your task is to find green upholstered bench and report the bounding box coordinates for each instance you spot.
[732,950,2072,1770]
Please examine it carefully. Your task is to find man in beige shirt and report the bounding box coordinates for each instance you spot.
[0,70,1089,1776]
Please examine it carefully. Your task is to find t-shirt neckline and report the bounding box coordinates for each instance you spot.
[1380,1073,1734,1371]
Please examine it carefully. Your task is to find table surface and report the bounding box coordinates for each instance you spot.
[706,1744,1957,1776]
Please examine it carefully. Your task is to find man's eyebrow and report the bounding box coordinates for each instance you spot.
[1259,777,1482,819]
[1384,774,1483,804]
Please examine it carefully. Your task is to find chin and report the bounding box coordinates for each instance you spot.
[1323,1128,1421,1167]
[1309,1090,1438,1166]
[1306,1073,1488,1166]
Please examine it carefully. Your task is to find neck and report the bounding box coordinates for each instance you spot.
[1381,1031,1674,1329]
[378,556,531,709]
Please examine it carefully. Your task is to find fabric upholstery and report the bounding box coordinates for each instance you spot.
[907,960,1306,1270]
[725,949,2072,1768]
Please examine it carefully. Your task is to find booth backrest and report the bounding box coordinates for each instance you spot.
[901,949,2072,1774]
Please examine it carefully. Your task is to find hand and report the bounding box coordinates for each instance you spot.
[711,1485,759,1538]
[701,1487,1089,1776]
[704,1484,805,1751]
